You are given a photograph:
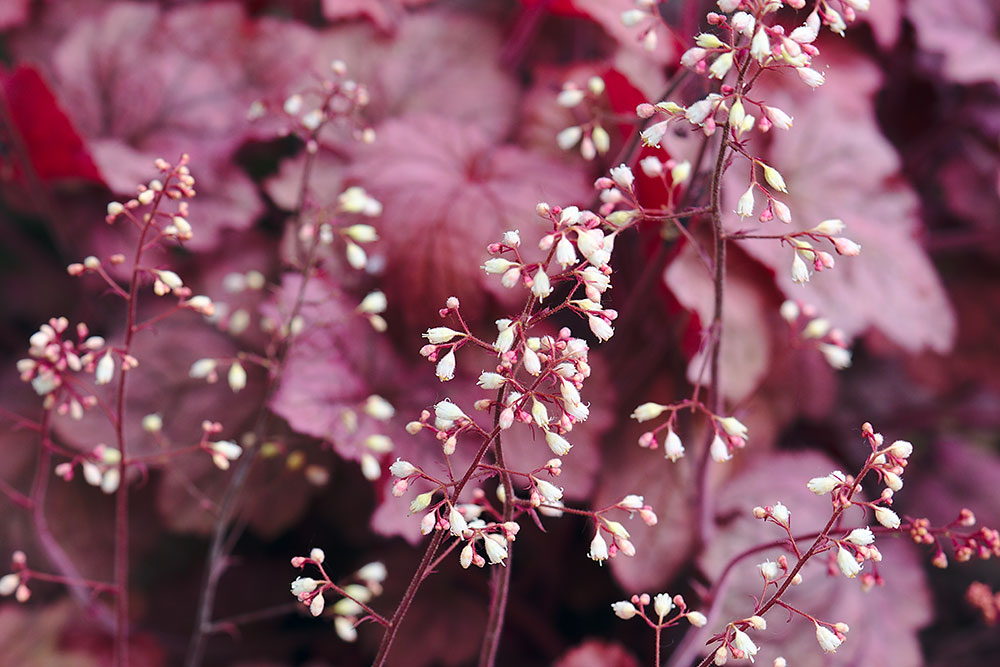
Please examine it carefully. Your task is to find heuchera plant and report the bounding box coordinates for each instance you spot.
[0,0,998,666]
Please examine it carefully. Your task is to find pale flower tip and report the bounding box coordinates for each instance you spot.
[611,601,637,619]
[310,547,325,564]
[687,610,707,627]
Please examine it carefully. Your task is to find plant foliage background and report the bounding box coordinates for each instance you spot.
[0,0,998,665]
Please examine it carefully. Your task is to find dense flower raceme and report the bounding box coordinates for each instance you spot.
[632,0,864,287]
[393,182,663,567]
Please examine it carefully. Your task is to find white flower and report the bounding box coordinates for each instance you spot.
[750,28,771,62]
[523,346,542,376]
[610,164,635,190]
[611,601,637,619]
[389,458,417,478]
[695,33,725,49]
[654,593,674,618]
[771,502,790,527]
[494,319,516,354]
[710,434,732,462]
[345,241,367,269]
[709,50,734,79]
[732,628,759,662]
[737,185,755,218]
[719,417,748,440]
[424,327,463,344]
[588,315,614,341]
[815,623,843,652]
[357,290,387,314]
[309,592,325,617]
[791,252,811,284]
[95,352,115,385]
[796,66,825,88]
[759,560,780,581]
[556,236,578,269]
[531,268,552,300]
[671,160,692,186]
[639,156,663,177]
[483,535,508,565]
[687,611,707,627]
[557,125,583,150]
[434,399,466,423]
[483,258,517,274]
[334,615,358,642]
[818,343,851,370]
[632,402,670,425]
[503,230,521,247]
[531,398,549,428]
[436,348,456,382]
[363,395,395,420]
[837,545,861,578]
[813,218,845,235]
[449,506,468,538]
[477,372,506,390]
[884,470,904,491]
[545,431,573,456]
[534,478,563,503]
[806,471,845,495]
[874,506,900,529]
[619,494,644,511]
[731,11,755,37]
[290,576,319,597]
[764,105,793,130]
[559,206,582,226]
[664,428,685,462]
[189,358,217,378]
[228,361,247,392]
[557,87,586,107]
[209,440,243,470]
[845,527,875,546]
[589,533,609,562]
[762,164,787,193]
[889,440,913,459]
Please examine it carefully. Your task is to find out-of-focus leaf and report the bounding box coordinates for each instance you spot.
[554,639,639,667]
[0,0,28,30]
[520,0,676,65]
[321,0,435,31]
[42,2,275,248]
[0,65,103,188]
[664,243,774,403]
[908,0,1000,85]
[347,113,590,327]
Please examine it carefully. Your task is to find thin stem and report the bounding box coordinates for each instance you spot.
[478,389,513,667]
[185,147,326,667]
[692,118,732,554]
[373,423,507,667]
[31,410,116,631]
[112,183,163,667]
[690,462,875,667]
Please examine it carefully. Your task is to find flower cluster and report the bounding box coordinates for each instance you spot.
[290,548,387,642]
[611,589,709,626]
[555,75,612,161]
[16,317,109,411]
[0,551,31,604]
[778,300,853,369]
[631,399,749,465]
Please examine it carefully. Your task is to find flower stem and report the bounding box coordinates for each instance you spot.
[479,388,513,667]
